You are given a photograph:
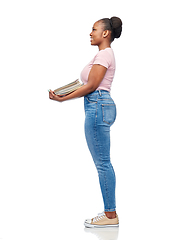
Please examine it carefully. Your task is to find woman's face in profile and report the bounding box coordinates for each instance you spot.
[90,21,104,46]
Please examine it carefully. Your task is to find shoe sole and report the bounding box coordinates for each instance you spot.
[84,222,119,228]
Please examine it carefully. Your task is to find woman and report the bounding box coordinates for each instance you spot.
[49,16,122,228]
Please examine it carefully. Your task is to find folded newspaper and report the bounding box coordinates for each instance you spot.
[53,79,83,96]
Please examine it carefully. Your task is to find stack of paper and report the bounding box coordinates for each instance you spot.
[54,79,83,96]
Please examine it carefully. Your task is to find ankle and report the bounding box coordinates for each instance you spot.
[105,211,116,219]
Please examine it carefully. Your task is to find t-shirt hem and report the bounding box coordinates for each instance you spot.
[96,86,111,92]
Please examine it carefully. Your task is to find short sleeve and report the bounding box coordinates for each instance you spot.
[93,49,111,69]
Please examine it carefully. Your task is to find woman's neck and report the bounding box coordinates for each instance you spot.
[98,42,111,51]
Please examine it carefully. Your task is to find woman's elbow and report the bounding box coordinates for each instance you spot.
[86,83,97,93]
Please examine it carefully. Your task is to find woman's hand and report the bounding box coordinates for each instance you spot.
[49,90,63,102]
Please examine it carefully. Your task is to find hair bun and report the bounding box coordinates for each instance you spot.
[110,17,122,39]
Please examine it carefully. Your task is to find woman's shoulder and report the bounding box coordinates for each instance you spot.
[93,48,115,68]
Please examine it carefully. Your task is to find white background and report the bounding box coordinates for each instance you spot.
[0,0,176,240]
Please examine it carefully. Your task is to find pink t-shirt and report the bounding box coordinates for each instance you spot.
[80,48,116,92]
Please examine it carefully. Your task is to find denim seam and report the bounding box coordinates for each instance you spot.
[102,104,115,106]
[104,168,110,211]
[86,97,97,103]
[98,99,113,101]
[95,95,98,118]
[94,95,99,164]
[98,99,110,211]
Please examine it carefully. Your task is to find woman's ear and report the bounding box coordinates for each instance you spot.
[103,30,110,38]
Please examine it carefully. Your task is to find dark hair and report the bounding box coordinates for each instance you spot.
[100,16,122,42]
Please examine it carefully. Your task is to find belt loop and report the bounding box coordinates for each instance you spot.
[99,90,102,96]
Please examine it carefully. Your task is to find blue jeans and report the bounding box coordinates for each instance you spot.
[84,90,117,212]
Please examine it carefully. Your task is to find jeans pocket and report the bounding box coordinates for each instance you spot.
[102,104,116,125]
[86,96,97,103]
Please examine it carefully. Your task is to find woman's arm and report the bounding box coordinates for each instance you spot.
[49,64,107,102]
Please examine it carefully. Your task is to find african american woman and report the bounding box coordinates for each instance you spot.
[49,16,122,228]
